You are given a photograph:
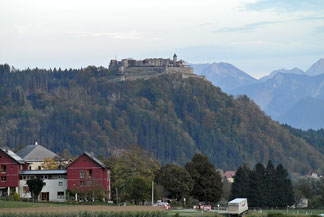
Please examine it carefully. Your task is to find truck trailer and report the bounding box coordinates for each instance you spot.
[218,198,248,217]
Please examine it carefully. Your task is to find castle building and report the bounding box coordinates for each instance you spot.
[109,54,193,74]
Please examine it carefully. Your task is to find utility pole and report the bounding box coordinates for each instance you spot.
[116,187,119,206]
[152,181,154,206]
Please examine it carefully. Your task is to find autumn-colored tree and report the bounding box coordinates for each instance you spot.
[41,157,58,170]
[111,145,160,202]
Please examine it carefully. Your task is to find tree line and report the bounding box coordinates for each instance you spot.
[103,146,222,205]
[231,161,295,208]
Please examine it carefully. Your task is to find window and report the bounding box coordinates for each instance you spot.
[80,170,85,179]
[38,166,41,170]
[86,169,92,178]
[80,181,85,187]
[57,191,64,199]
[43,182,46,186]
[58,182,63,186]
[1,165,6,174]
[1,176,6,182]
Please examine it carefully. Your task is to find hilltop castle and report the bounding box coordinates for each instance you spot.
[109,54,193,74]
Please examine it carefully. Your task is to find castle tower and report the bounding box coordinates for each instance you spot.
[173,54,177,62]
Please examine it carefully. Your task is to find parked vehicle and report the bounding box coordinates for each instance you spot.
[154,202,171,209]
[218,198,248,216]
[228,198,248,216]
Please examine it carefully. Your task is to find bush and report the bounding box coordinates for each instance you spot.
[9,192,21,201]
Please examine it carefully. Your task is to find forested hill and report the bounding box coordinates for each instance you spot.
[0,64,323,175]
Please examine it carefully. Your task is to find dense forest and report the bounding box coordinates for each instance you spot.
[0,64,323,174]
[283,124,324,157]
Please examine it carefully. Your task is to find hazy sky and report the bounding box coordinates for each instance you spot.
[1,0,323,78]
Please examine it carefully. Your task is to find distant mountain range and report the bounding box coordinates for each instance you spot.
[192,58,324,130]
[191,62,257,92]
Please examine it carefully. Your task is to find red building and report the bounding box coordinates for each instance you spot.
[0,147,27,196]
[67,152,110,200]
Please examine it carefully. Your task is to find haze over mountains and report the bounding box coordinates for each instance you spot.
[192,58,324,130]
[191,63,257,92]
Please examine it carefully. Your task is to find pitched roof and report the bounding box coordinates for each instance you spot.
[224,171,236,178]
[16,144,58,162]
[84,152,106,168]
[67,152,106,169]
[0,147,25,164]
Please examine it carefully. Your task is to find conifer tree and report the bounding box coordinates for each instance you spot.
[230,164,251,200]
[274,163,294,207]
[248,162,266,207]
[265,160,276,207]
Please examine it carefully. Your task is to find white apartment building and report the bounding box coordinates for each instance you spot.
[19,170,67,202]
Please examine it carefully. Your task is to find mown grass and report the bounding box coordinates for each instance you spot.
[0,200,65,208]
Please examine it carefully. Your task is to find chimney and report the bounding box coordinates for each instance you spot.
[5,147,9,153]
[90,152,94,157]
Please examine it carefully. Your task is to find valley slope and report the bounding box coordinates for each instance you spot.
[0,65,323,174]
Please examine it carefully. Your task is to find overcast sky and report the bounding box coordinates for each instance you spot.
[1,0,323,78]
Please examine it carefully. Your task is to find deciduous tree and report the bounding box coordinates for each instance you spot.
[27,179,44,201]
[185,153,222,203]
[156,164,194,200]
[112,145,160,202]
[41,157,58,170]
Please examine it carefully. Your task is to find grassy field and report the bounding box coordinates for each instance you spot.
[0,200,66,208]
[0,200,163,214]
[0,201,323,216]
[168,209,324,217]
[250,209,324,215]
